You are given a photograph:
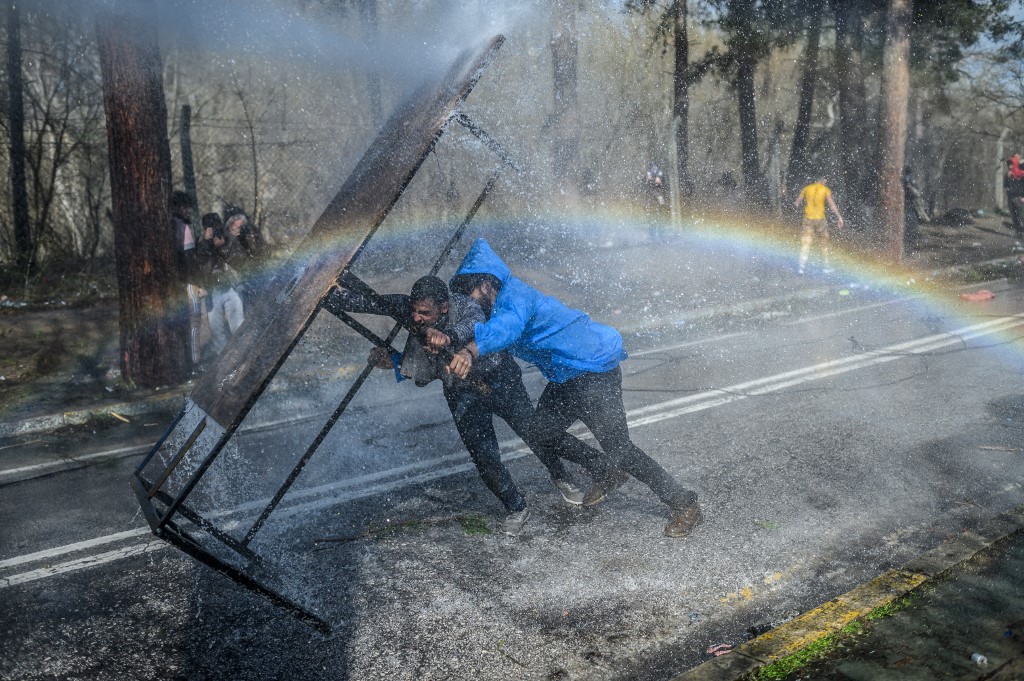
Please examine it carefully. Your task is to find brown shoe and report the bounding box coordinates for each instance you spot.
[665,502,703,538]
[581,470,630,507]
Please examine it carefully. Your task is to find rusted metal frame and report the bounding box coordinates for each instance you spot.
[146,417,208,499]
[134,404,187,474]
[241,359,380,546]
[329,309,400,353]
[241,170,500,545]
[154,428,233,532]
[429,171,499,276]
[158,309,324,533]
[454,112,523,173]
[129,475,162,532]
[157,520,331,633]
[229,109,469,545]
[149,487,260,564]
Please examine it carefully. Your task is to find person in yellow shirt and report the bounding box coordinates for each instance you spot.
[794,175,844,274]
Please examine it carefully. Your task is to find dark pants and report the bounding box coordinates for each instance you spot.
[530,366,696,508]
[444,356,609,512]
[1010,196,1024,235]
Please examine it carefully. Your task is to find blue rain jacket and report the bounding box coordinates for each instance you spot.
[452,238,626,383]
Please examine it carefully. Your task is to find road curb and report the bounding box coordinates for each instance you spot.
[670,504,1024,681]
[0,390,189,438]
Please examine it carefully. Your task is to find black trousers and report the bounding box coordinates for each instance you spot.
[444,355,609,512]
[530,366,696,508]
[1010,196,1024,234]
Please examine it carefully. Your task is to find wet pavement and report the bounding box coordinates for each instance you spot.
[675,508,1024,681]
[2,214,1024,680]
[764,528,1024,680]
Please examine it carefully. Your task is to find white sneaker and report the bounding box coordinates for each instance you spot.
[554,480,585,505]
[502,508,531,536]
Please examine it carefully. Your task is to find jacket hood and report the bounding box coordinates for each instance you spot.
[453,238,511,285]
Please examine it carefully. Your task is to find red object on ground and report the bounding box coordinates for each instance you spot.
[960,290,995,302]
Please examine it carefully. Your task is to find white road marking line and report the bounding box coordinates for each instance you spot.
[1,542,166,588]
[0,444,149,481]
[781,294,924,326]
[0,528,150,570]
[629,331,750,358]
[2,313,1022,588]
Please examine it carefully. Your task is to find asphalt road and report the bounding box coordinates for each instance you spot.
[2,238,1024,681]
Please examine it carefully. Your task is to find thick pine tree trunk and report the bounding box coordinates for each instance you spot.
[550,1,580,192]
[96,2,187,387]
[671,0,690,196]
[5,3,32,279]
[736,50,765,206]
[727,0,765,206]
[786,12,822,193]
[833,0,870,225]
[878,0,913,262]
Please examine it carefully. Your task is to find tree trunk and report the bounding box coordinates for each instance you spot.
[833,0,870,225]
[878,0,913,263]
[726,0,765,206]
[5,3,32,279]
[670,0,689,197]
[96,1,187,387]
[996,127,1009,211]
[786,12,822,193]
[736,49,765,206]
[550,1,580,192]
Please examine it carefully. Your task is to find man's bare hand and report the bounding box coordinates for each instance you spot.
[449,348,472,379]
[367,346,393,369]
[423,328,450,354]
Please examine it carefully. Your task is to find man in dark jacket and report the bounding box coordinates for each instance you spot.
[1006,156,1024,236]
[197,212,245,356]
[446,239,703,538]
[171,191,203,369]
[322,275,601,536]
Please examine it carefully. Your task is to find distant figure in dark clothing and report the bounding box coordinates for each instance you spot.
[197,212,244,356]
[170,190,203,368]
[902,167,929,251]
[222,206,269,310]
[1006,156,1024,236]
[639,163,669,242]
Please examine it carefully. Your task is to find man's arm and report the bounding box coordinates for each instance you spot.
[448,301,531,379]
[321,286,410,323]
[826,195,844,228]
[794,188,805,209]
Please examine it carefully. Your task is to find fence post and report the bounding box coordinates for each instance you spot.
[180,104,199,222]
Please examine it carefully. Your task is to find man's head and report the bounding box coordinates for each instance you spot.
[409,275,449,331]
[170,190,195,221]
[224,210,249,237]
[450,273,501,316]
[202,212,226,245]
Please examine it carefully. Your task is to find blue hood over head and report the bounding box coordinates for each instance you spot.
[452,238,511,284]
[452,238,626,383]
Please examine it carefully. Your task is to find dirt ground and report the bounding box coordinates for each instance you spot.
[0,301,121,418]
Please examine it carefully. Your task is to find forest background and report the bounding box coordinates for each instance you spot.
[2,0,1024,389]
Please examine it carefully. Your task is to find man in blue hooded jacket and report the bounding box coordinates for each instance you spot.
[445,239,703,538]
[322,275,599,536]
